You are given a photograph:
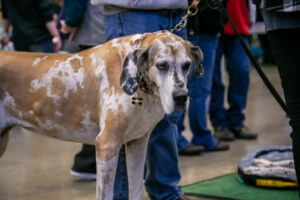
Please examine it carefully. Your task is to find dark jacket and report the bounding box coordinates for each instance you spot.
[63,0,88,27]
[1,0,55,50]
[253,0,300,12]
[187,0,228,35]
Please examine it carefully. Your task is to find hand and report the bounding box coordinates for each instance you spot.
[60,20,79,42]
[52,36,62,52]
[1,32,10,46]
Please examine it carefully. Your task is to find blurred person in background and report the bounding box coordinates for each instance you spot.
[1,0,61,53]
[177,0,230,155]
[209,0,258,141]
[253,0,300,193]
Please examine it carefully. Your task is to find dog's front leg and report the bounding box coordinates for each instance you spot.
[125,132,151,200]
[95,131,123,200]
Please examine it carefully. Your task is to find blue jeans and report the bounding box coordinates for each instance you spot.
[105,9,187,200]
[177,34,219,150]
[209,35,250,129]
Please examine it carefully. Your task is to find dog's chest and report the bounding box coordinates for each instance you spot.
[124,95,164,142]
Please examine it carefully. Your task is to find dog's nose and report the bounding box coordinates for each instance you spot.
[173,91,188,105]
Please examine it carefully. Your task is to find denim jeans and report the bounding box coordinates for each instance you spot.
[209,35,250,129]
[177,34,219,150]
[105,9,187,200]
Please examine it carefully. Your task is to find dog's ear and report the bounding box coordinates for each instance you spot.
[190,45,204,77]
[120,48,149,95]
[120,50,140,95]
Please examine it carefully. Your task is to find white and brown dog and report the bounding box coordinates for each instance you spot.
[0,31,203,200]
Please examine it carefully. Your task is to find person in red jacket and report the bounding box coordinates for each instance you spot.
[209,0,257,141]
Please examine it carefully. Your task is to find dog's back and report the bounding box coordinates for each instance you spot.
[0,50,104,153]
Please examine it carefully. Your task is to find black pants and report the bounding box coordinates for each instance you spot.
[267,28,300,190]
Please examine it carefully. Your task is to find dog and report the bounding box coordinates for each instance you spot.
[0,31,203,200]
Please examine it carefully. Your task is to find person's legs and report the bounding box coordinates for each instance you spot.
[222,36,257,139]
[267,28,300,191]
[186,34,219,150]
[223,36,250,129]
[71,144,96,179]
[105,9,187,199]
[113,146,129,200]
[145,113,183,200]
[176,113,190,151]
[176,112,204,156]
[209,39,236,141]
[209,39,228,128]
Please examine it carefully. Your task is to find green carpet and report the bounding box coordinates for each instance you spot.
[182,174,299,200]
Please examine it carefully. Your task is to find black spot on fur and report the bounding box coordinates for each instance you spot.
[190,46,204,77]
[120,51,140,95]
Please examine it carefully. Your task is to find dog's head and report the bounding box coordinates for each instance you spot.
[120,32,204,114]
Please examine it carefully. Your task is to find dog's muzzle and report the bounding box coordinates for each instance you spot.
[172,90,188,107]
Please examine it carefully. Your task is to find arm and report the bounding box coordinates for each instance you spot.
[1,18,10,46]
[60,0,88,41]
[1,0,10,46]
[45,20,62,52]
[38,0,62,52]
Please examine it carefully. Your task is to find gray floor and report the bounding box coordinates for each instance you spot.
[0,66,292,200]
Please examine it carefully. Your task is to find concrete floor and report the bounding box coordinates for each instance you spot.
[0,66,292,200]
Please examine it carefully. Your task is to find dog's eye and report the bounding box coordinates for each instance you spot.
[156,62,169,70]
[182,62,191,71]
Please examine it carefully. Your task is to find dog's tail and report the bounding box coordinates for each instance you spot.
[0,127,11,158]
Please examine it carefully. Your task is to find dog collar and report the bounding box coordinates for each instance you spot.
[139,77,153,94]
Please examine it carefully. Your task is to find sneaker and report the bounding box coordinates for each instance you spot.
[179,144,204,156]
[230,126,257,140]
[70,144,96,180]
[70,170,96,180]
[206,141,230,152]
[214,127,235,141]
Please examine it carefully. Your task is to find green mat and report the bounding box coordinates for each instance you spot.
[182,174,299,200]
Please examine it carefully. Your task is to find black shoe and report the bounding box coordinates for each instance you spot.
[230,126,257,140]
[206,141,230,152]
[70,144,96,180]
[179,144,204,156]
[214,127,235,141]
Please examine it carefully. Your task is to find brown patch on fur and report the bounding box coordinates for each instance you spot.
[183,40,194,59]
[103,49,124,95]
[101,167,114,185]
[70,58,82,73]
[95,109,127,161]
[51,77,66,98]
[129,40,134,46]
[33,101,43,116]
